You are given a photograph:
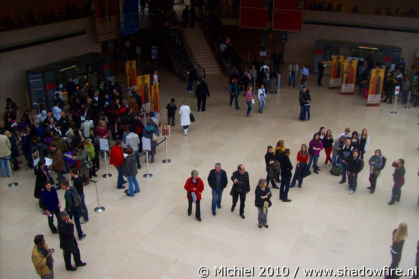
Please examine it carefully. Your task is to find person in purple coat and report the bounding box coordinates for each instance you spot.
[307,133,323,174]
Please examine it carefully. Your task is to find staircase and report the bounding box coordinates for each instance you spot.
[183,27,221,75]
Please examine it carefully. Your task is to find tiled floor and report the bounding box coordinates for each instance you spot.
[0,70,418,279]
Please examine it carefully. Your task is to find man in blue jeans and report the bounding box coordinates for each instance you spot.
[61,179,86,240]
[207,163,228,216]
[288,62,299,87]
[339,138,353,184]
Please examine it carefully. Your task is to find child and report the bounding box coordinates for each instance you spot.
[166,98,177,126]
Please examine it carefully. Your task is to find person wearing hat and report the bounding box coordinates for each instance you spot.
[184,170,204,221]
[58,211,86,271]
[31,234,54,278]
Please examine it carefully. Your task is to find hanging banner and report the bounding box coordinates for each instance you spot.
[137,74,151,112]
[340,60,358,95]
[329,55,344,88]
[367,68,385,106]
[125,60,137,89]
[151,82,160,113]
[94,0,119,42]
[120,0,140,37]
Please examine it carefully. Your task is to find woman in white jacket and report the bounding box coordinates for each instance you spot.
[179,100,191,136]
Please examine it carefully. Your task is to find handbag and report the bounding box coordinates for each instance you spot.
[308,146,314,156]
[251,98,255,104]
[190,113,195,122]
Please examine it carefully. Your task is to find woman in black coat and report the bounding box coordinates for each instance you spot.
[385,223,407,279]
[255,178,271,228]
[279,149,293,202]
[35,159,53,208]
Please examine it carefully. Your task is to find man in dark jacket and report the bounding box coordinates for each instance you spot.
[58,211,86,271]
[61,179,86,240]
[280,149,293,202]
[388,159,406,205]
[230,164,250,219]
[299,88,306,120]
[339,138,353,184]
[347,150,363,194]
[265,146,279,189]
[196,79,210,112]
[207,163,228,216]
[71,168,88,223]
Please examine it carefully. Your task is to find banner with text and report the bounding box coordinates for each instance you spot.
[329,55,344,88]
[340,59,358,94]
[367,68,385,106]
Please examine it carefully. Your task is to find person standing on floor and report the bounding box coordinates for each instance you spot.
[184,170,204,222]
[196,79,210,112]
[347,150,363,195]
[257,84,267,113]
[323,129,334,166]
[207,163,228,216]
[288,62,299,87]
[265,146,279,189]
[60,179,86,240]
[280,149,293,202]
[70,168,88,223]
[58,211,86,272]
[308,133,323,174]
[317,60,326,86]
[49,144,65,188]
[166,98,177,126]
[0,128,11,177]
[31,234,54,279]
[358,128,370,160]
[179,100,191,136]
[230,164,251,219]
[110,140,125,189]
[245,85,254,117]
[302,88,312,121]
[41,182,61,234]
[339,138,353,184]
[290,144,309,188]
[300,65,310,89]
[142,120,160,163]
[229,78,240,110]
[182,5,190,28]
[122,147,140,197]
[388,159,406,205]
[298,87,306,120]
[331,135,345,168]
[125,128,141,169]
[187,67,197,93]
[384,223,408,279]
[413,240,419,279]
[255,178,272,229]
[368,149,384,194]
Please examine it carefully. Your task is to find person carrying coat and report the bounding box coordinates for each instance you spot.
[255,178,272,228]
[196,79,210,112]
[184,170,204,221]
[230,164,251,219]
[122,147,140,197]
[207,163,228,215]
[58,211,86,271]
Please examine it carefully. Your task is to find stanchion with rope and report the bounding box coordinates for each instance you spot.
[7,159,18,187]
[90,179,105,213]
[142,137,153,178]
[161,125,171,164]
[99,138,112,178]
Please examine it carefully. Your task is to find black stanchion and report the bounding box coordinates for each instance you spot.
[89,179,105,213]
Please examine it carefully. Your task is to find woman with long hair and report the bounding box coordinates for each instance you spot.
[351,131,360,151]
[308,133,323,174]
[245,85,254,117]
[254,178,272,228]
[273,140,285,182]
[290,144,309,188]
[318,126,326,140]
[323,129,334,166]
[385,223,408,279]
[358,128,370,160]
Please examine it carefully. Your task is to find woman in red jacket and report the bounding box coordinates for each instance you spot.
[290,144,309,188]
[110,140,125,189]
[184,170,204,222]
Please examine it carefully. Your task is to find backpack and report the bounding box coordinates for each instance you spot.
[330,164,342,176]
[379,156,387,170]
[69,187,81,208]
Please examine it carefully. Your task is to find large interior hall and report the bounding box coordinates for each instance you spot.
[0,0,418,278]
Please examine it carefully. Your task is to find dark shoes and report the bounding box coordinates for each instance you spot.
[212,212,216,216]
[231,206,234,212]
[339,180,346,184]
[196,217,201,222]
[217,205,221,209]
[282,199,292,202]
[258,224,262,228]
[314,170,319,174]
[272,186,279,189]
[117,186,125,189]
[66,266,77,271]
[76,262,87,267]
[388,202,394,205]
[240,214,245,219]
[263,224,269,228]
[79,234,86,240]
[188,211,191,216]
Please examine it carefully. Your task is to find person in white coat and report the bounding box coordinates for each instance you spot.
[179,101,191,136]
[257,84,267,113]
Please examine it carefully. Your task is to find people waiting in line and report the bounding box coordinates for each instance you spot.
[60,179,86,240]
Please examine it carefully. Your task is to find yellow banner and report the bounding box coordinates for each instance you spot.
[329,55,344,88]
[151,83,160,113]
[367,68,385,105]
[137,74,150,111]
[341,59,358,93]
[125,60,137,88]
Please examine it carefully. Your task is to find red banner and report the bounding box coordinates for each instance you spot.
[272,10,303,32]
[241,0,264,8]
[239,7,269,29]
[273,0,298,10]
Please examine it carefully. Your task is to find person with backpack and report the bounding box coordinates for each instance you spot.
[61,179,86,240]
[122,147,140,197]
[368,149,385,194]
[70,168,88,224]
[347,150,363,195]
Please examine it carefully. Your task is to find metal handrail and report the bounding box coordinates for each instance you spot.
[161,28,187,81]
[179,27,206,80]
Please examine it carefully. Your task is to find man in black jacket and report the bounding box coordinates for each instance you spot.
[196,79,210,112]
[265,146,279,189]
[339,138,353,185]
[299,88,306,120]
[347,150,363,194]
[207,163,228,216]
[280,149,293,202]
[58,211,86,271]
[230,164,250,219]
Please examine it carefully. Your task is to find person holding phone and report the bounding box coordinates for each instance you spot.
[32,234,54,279]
